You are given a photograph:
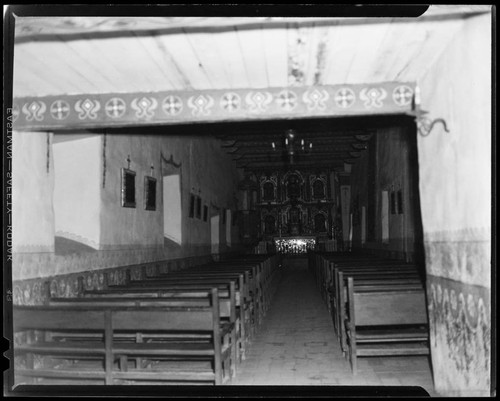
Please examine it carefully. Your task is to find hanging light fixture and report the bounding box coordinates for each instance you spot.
[272,129,312,164]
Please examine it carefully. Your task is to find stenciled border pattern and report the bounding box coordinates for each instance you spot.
[11,254,214,305]
[12,82,415,130]
[427,276,491,393]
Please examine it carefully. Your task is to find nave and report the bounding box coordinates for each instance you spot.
[13,252,435,395]
[230,257,436,394]
[7,8,492,397]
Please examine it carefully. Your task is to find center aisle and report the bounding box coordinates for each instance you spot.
[231,256,351,385]
[230,256,437,395]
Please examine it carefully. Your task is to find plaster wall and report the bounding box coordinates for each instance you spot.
[350,125,418,259]
[99,132,240,257]
[53,133,101,249]
[100,133,164,249]
[416,13,492,396]
[12,131,241,282]
[12,130,55,254]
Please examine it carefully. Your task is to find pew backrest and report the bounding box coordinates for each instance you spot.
[347,277,428,326]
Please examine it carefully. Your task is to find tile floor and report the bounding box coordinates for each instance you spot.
[229,257,438,396]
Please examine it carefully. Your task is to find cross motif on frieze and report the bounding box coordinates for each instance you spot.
[105,97,126,118]
[334,88,355,108]
[392,85,414,106]
[50,100,70,120]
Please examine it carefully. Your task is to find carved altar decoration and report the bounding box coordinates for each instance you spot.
[310,173,327,200]
[256,169,335,244]
[261,207,278,236]
[282,170,304,202]
[237,174,259,245]
[281,203,308,236]
[311,206,329,233]
[259,174,278,203]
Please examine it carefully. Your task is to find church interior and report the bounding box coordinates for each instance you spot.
[5,5,493,397]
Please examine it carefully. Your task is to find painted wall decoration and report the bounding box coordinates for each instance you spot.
[75,98,101,120]
[11,254,214,306]
[427,275,491,396]
[302,88,329,111]
[359,87,387,108]
[12,82,415,130]
[22,100,46,121]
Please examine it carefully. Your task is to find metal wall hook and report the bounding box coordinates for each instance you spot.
[410,86,450,137]
[417,116,450,137]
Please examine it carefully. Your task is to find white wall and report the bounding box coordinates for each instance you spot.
[12,130,55,253]
[416,12,492,397]
[53,134,101,248]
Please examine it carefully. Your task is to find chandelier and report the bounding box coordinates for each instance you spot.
[271,129,312,164]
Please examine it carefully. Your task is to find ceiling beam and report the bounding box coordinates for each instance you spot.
[12,82,415,131]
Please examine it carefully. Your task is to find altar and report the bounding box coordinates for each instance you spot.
[274,236,316,254]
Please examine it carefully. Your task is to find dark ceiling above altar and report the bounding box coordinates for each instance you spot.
[212,114,415,172]
[119,113,414,172]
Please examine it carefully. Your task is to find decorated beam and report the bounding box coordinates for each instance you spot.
[11,82,415,131]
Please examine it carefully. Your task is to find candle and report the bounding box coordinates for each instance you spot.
[415,85,421,106]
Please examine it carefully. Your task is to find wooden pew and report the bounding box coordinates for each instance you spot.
[312,252,377,302]
[333,266,423,352]
[187,264,272,323]
[313,258,417,327]
[308,254,422,341]
[86,277,249,361]
[48,286,238,377]
[344,277,429,375]
[123,272,257,340]
[14,289,232,385]
[189,262,265,321]
[138,260,270,330]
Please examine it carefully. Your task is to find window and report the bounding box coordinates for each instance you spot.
[397,190,404,214]
[121,168,136,208]
[144,176,157,211]
[226,209,232,246]
[390,191,397,214]
[189,194,195,218]
[163,174,182,244]
[196,196,202,219]
[381,190,389,244]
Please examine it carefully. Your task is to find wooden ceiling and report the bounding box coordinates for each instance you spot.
[214,114,411,171]
[9,6,490,172]
[129,114,415,172]
[11,7,487,97]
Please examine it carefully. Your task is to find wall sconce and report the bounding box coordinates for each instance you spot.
[409,86,450,137]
